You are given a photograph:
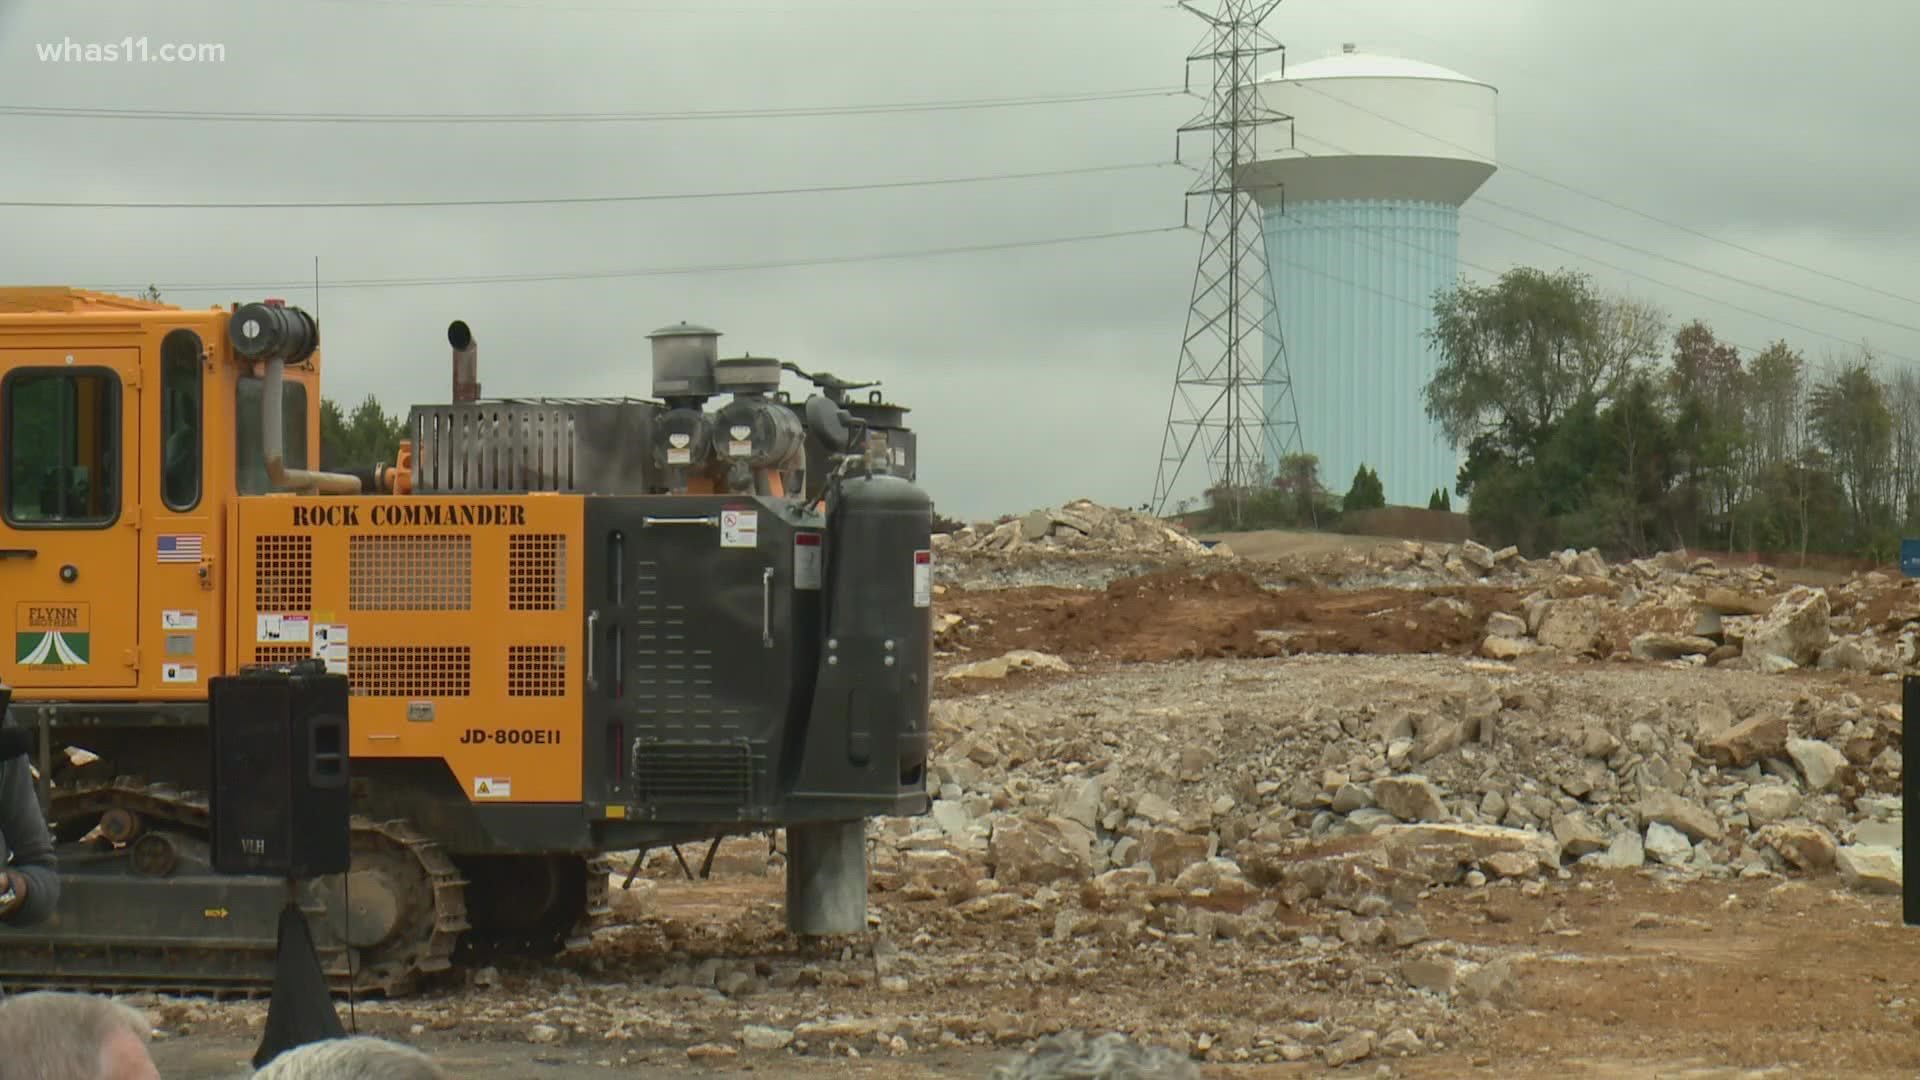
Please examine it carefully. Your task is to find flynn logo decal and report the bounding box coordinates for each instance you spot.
[15,603,90,667]
[289,504,530,528]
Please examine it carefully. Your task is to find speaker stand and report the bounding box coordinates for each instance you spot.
[252,880,346,1069]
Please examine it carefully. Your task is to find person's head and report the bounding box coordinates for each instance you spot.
[253,1036,446,1080]
[0,991,158,1080]
[988,1031,1200,1079]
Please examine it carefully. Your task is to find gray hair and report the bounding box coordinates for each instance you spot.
[0,991,152,1080]
[253,1036,446,1080]
[989,1031,1200,1079]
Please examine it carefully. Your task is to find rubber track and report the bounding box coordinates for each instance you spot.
[0,779,477,998]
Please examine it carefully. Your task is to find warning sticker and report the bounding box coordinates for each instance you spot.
[473,777,512,799]
[667,433,692,465]
[720,509,759,549]
[162,609,198,631]
[312,623,350,675]
[728,425,752,458]
[162,662,198,685]
[256,614,310,644]
[912,549,932,608]
[794,533,823,590]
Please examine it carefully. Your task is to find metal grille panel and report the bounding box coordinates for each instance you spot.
[631,740,753,804]
[410,404,578,493]
[508,534,567,611]
[348,535,473,611]
[349,646,472,698]
[254,536,312,611]
[628,560,735,738]
[507,645,566,697]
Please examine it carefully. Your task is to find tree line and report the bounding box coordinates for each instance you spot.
[1186,264,1906,563]
[320,395,407,471]
[1423,265,1906,561]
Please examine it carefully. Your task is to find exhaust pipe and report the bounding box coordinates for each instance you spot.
[449,320,480,404]
[229,301,364,495]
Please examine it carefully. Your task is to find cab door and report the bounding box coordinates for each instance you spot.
[0,349,141,688]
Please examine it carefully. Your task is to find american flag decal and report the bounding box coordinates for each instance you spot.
[157,534,203,564]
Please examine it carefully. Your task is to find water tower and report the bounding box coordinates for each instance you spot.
[1236,44,1497,508]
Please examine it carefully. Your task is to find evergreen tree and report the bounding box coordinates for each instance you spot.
[320,394,407,470]
[1343,464,1386,512]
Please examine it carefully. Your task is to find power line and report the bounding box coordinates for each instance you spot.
[1274,199,1899,363]
[1474,197,1920,337]
[1289,80,1920,312]
[82,225,1185,294]
[1460,209,1912,362]
[0,160,1175,210]
[315,0,1175,13]
[1273,210,1795,361]
[0,86,1183,125]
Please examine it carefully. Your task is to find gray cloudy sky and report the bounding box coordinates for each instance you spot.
[2,0,1917,521]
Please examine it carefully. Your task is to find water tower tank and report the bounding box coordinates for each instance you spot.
[1236,45,1497,509]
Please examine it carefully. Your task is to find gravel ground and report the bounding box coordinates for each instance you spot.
[141,646,1917,1077]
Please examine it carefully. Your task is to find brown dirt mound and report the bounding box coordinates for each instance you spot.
[938,569,1519,664]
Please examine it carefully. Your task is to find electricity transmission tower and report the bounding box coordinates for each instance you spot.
[1149,0,1304,524]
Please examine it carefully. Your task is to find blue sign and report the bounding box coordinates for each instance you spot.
[1901,539,1920,578]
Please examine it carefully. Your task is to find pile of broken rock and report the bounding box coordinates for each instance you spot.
[875,672,1904,941]
[1483,569,1908,675]
[936,499,1226,559]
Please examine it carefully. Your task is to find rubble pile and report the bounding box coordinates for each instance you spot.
[927,536,1920,678]
[816,654,1904,1065]
[876,657,1904,926]
[937,499,1226,559]
[1479,558,1916,676]
[928,500,1891,625]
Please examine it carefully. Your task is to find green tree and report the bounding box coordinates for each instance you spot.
[1343,464,1386,513]
[1427,488,1451,512]
[320,394,407,471]
[1808,360,1893,543]
[1423,267,1665,463]
[1274,452,1333,526]
[1666,321,1746,548]
[1734,340,1806,550]
[1596,373,1680,553]
[1744,341,1805,469]
[1731,449,1849,560]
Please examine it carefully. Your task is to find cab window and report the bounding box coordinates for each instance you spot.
[235,376,309,495]
[4,369,120,527]
[160,330,203,511]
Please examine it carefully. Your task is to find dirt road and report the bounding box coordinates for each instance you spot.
[152,869,1920,1078]
[1194,529,1405,563]
[152,1037,1007,1078]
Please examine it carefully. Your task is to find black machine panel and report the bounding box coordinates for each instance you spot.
[581,483,930,826]
[581,495,814,819]
[208,664,352,878]
[785,474,931,806]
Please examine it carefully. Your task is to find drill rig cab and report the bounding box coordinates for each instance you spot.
[0,288,931,995]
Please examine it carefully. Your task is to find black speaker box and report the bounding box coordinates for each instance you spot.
[208,662,351,878]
